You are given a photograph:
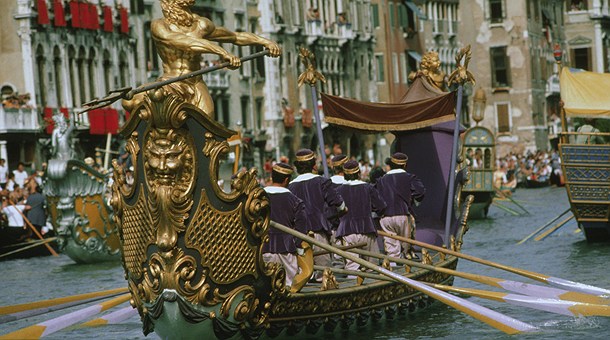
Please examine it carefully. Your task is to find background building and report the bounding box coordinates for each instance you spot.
[0,0,155,170]
[460,0,566,156]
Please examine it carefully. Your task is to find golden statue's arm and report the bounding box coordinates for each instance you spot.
[151,19,232,59]
[206,24,282,57]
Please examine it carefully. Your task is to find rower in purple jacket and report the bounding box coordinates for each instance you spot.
[330,154,348,187]
[263,162,308,287]
[375,152,425,260]
[336,160,386,273]
[289,149,347,281]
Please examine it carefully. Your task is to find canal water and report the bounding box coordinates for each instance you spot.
[1,186,609,339]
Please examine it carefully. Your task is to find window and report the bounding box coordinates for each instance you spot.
[36,45,47,107]
[103,50,112,95]
[495,103,511,133]
[53,47,63,107]
[392,53,399,83]
[375,55,385,82]
[241,96,249,129]
[572,48,591,71]
[398,4,408,28]
[88,48,96,102]
[371,4,379,28]
[490,46,511,88]
[487,0,505,24]
[400,53,408,84]
[235,13,244,31]
[389,2,396,28]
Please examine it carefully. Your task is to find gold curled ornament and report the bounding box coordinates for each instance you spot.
[448,45,476,87]
[297,47,326,87]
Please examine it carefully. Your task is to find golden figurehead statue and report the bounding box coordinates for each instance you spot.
[408,51,447,91]
[123,0,281,115]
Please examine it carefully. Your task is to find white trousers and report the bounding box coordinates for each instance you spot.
[263,252,298,287]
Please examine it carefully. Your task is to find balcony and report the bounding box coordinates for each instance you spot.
[0,106,41,133]
[305,20,323,44]
[203,71,230,90]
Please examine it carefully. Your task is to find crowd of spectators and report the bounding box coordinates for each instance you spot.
[0,159,50,242]
[493,150,563,192]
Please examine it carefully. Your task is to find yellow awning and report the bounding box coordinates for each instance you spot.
[560,67,610,117]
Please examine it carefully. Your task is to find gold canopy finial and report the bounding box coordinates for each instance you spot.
[298,47,327,87]
[448,45,476,87]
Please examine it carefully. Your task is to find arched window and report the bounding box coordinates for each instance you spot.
[103,50,112,94]
[53,46,63,107]
[68,46,77,107]
[78,46,87,105]
[88,47,97,101]
[119,51,128,87]
[36,45,47,107]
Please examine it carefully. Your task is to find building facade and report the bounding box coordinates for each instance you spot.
[0,0,156,169]
[460,0,566,156]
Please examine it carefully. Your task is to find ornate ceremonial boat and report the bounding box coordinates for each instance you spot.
[558,68,610,242]
[111,87,473,339]
[43,114,120,263]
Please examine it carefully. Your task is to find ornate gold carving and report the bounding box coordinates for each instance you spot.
[270,259,458,319]
[118,132,140,198]
[291,241,313,293]
[186,190,255,283]
[117,186,153,280]
[321,268,339,291]
[421,249,433,265]
[144,127,196,252]
[298,47,326,87]
[381,259,391,271]
[408,51,446,90]
[448,45,476,87]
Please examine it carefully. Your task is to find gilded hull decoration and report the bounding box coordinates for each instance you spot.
[113,88,282,338]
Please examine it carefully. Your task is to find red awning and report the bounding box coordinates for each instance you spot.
[89,4,100,30]
[37,0,50,25]
[88,108,119,135]
[102,6,113,32]
[120,7,129,34]
[79,2,89,29]
[53,0,66,27]
[69,0,80,28]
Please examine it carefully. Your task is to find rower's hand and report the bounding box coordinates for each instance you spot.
[265,41,282,57]
[222,53,241,69]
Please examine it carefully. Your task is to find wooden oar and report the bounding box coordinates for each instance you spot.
[379,231,610,296]
[316,265,610,317]
[312,242,367,256]
[491,201,520,216]
[534,215,574,241]
[429,283,610,317]
[0,238,57,259]
[0,294,130,339]
[517,208,571,244]
[349,248,610,306]
[76,306,138,328]
[0,292,128,325]
[0,287,128,315]
[8,201,58,256]
[271,221,537,335]
[0,237,58,250]
[494,188,530,215]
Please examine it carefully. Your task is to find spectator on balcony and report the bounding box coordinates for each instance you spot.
[307,7,321,21]
[337,12,348,25]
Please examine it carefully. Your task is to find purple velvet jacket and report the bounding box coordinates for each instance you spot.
[336,180,386,238]
[262,186,307,254]
[288,173,345,234]
[375,169,425,216]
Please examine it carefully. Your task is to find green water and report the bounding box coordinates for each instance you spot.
[0,186,609,339]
